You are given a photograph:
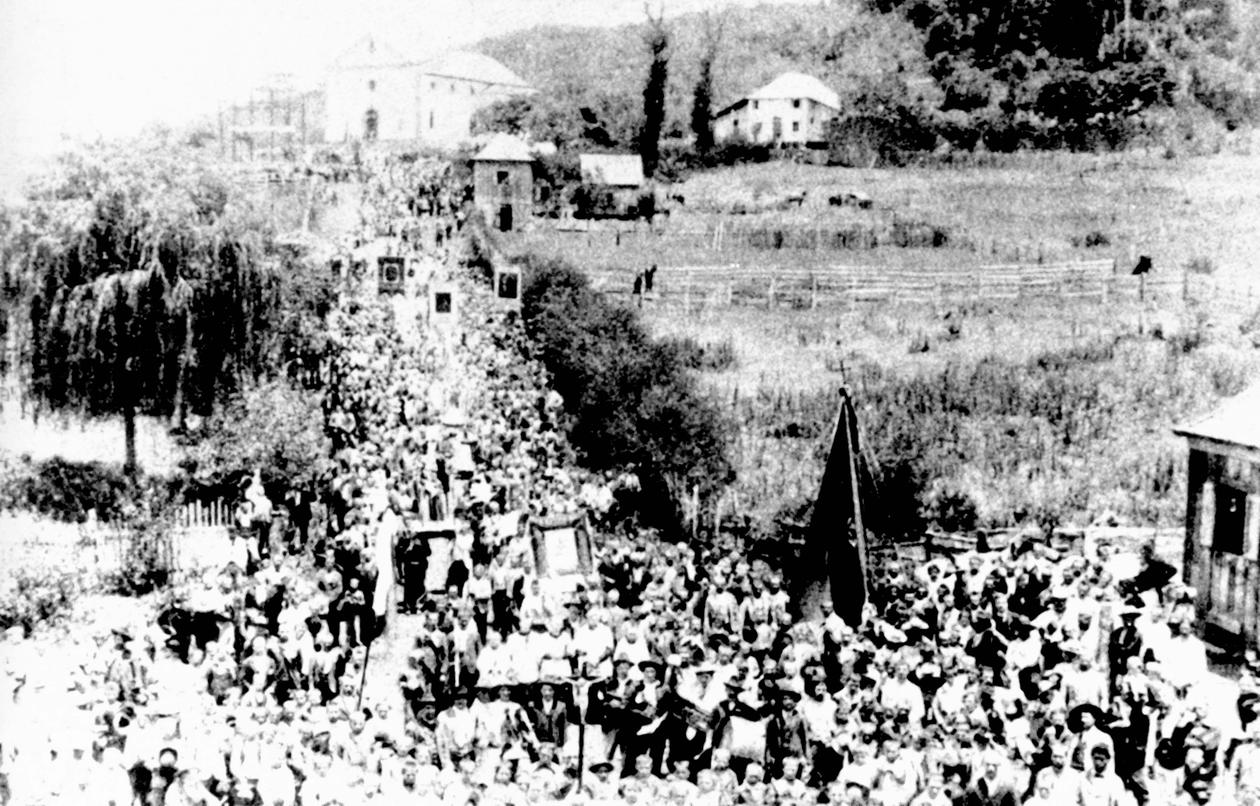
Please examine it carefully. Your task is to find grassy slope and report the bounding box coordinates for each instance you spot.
[611,152,1260,531]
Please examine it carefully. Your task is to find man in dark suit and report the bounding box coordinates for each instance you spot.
[586,657,639,763]
[529,681,569,746]
[397,532,431,614]
[1108,604,1145,695]
[765,686,809,780]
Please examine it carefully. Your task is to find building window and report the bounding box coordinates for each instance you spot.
[430,81,436,90]
[792,121,800,133]
[733,119,739,128]
[1215,484,1248,555]
[496,170,510,185]
[792,99,801,109]
[368,80,376,92]
[753,100,759,110]
[429,111,434,129]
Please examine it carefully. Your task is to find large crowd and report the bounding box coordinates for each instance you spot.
[2,158,1259,806]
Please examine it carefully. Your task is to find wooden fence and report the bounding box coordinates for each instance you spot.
[584,259,1200,310]
[179,499,233,529]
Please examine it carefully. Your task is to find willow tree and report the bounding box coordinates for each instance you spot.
[4,148,295,475]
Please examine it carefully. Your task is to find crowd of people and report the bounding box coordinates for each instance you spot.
[3,158,1260,806]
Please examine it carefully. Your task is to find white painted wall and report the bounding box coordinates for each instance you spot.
[326,67,532,148]
[715,97,839,145]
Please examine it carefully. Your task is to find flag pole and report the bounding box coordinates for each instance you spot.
[357,636,372,711]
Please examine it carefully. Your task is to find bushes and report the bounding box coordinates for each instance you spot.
[0,456,136,522]
[0,567,81,635]
[737,334,1259,534]
[180,378,331,495]
[519,256,733,529]
[102,512,175,596]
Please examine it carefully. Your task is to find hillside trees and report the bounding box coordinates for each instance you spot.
[641,6,671,177]
[1,147,329,474]
[869,0,1255,148]
[690,12,724,159]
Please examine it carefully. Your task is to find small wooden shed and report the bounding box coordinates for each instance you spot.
[1174,383,1260,650]
[577,153,645,219]
[472,133,534,232]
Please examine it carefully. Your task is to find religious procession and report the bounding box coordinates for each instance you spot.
[2,152,1258,806]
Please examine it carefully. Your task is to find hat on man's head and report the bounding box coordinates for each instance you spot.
[1067,704,1110,733]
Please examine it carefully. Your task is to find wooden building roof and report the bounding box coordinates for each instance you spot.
[1174,383,1260,454]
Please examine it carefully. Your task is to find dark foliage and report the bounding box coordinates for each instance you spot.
[0,455,136,523]
[641,10,671,178]
[519,256,732,531]
[5,150,333,472]
[870,0,1233,150]
[691,13,723,159]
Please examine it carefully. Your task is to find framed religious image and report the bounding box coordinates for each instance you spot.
[402,521,458,594]
[429,282,459,326]
[378,256,406,294]
[495,265,521,302]
[529,511,593,578]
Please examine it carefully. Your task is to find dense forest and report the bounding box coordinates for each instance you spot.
[473,0,1259,160]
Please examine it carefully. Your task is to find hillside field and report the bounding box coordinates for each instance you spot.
[509,152,1260,535]
[505,151,1260,279]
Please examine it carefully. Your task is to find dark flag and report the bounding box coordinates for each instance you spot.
[802,388,872,626]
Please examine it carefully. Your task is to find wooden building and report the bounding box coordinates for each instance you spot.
[472,133,535,232]
[576,154,645,219]
[1174,383,1260,650]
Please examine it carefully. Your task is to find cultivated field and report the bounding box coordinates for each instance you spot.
[507,151,1260,282]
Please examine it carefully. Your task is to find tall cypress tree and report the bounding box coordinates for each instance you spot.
[691,12,723,160]
[641,6,670,177]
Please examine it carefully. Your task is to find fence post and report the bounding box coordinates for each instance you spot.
[684,271,691,316]
[767,276,777,308]
[811,274,818,310]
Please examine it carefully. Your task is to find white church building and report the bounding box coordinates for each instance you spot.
[324,36,535,149]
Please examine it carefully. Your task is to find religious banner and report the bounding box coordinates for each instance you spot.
[429,282,459,328]
[495,265,522,307]
[378,256,406,294]
[529,511,594,578]
[402,520,458,593]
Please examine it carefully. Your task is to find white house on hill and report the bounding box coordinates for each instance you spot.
[713,72,841,146]
[324,36,535,149]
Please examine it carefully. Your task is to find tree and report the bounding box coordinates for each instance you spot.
[3,147,319,475]
[640,5,670,177]
[691,11,724,158]
[182,378,330,494]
